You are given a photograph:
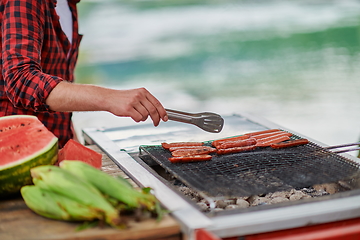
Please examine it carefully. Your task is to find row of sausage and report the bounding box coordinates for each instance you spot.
[161,129,309,163]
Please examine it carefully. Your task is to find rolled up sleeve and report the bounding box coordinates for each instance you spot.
[1,0,63,112]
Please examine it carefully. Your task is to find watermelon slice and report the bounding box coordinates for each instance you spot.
[0,115,58,196]
[57,139,102,169]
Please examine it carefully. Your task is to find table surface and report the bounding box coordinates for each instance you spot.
[0,145,182,240]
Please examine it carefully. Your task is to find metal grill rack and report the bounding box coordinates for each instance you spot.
[139,136,360,198]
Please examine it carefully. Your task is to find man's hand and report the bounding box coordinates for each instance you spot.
[46,82,168,126]
[105,87,168,126]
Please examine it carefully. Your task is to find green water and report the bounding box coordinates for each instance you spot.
[73,0,360,153]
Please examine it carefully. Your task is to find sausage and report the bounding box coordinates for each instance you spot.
[244,129,282,137]
[168,154,212,163]
[171,148,216,157]
[168,146,216,152]
[212,129,282,148]
[270,139,309,149]
[217,138,257,149]
[251,131,292,140]
[217,145,257,155]
[256,135,290,147]
[211,135,249,148]
[255,132,291,142]
[161,142,204,150]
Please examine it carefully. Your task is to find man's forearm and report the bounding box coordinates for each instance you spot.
[46,81,109,112]
[45,81,168,126]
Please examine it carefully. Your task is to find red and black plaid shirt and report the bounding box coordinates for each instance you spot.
[0,0,82,148]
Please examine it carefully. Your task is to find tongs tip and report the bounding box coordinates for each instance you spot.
[166,108,224,133]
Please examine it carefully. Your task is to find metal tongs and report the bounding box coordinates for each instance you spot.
[166,108,224,133]
[324,142,360,154]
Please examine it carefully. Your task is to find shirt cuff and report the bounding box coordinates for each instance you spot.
[34,75,63,112]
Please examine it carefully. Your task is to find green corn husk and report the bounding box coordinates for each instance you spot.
[30,165,121,227]
[21,185,103,221]
[59,160,158,211]
[21,185,70,220]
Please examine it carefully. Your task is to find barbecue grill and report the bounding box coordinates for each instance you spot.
[83,112,360,239]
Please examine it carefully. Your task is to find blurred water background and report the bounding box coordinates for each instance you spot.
[72,0,360,156]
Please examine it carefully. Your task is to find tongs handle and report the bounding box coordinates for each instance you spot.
[324,142,360,154]
[165,108,193,124]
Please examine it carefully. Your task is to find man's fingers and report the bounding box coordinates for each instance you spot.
[133,103,149,122]
[136,99,160,126]
[127,108,144,122]
[109,87,167,126]
[132,88,166,126]
[141,89,168,123]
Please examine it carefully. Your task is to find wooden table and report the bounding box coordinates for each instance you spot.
[0,145,182,240]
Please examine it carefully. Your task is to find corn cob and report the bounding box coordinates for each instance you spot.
[21,185,102,221]
[59,160,157,210]
[21,185,70,220]
[30,165,121,227]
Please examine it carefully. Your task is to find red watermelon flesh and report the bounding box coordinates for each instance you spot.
[57,139,102,169]
[0,115,57,168]
[0,115,58,196]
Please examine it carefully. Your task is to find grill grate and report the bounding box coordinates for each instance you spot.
[139,136,360,198]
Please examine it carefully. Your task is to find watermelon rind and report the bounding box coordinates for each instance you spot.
[0,115,59,196]
[0,139,58,196]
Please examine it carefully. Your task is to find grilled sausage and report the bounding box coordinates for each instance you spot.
[256,134,291,147]
[251,131,292,140]
[211,135,249,148]
[168,154,212,163]
[161,142,204,150]
[217,138,257,149]
[171,148,216,157]
[168,146,216,152]
[212,129,283,148]
[217,145,257,155]
[270,139,309,149]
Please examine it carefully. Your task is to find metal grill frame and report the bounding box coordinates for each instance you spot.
[83,112,360,240]
[139,138,360,198]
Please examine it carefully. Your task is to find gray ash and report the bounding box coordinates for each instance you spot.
[174,182,343,213]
